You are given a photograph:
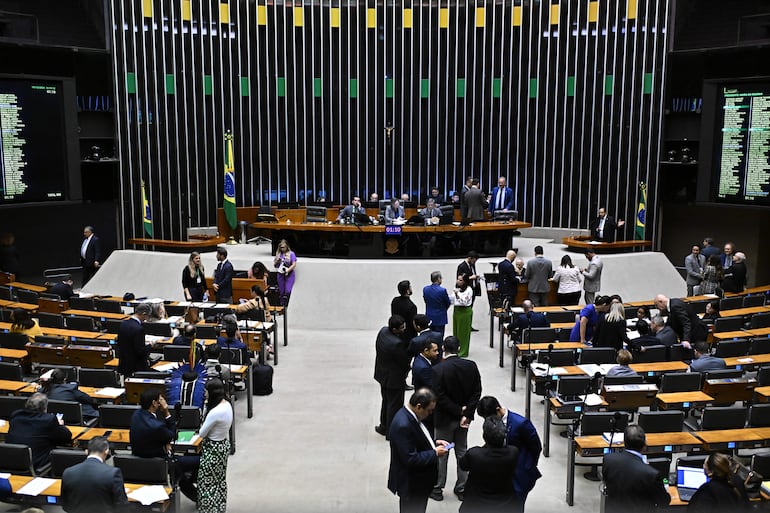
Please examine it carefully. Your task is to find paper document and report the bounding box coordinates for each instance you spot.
[17,477,57,496]
[0,473,10,479]
[153,362,179,372]
[128,485,170,506]
[602,432,625,445]
[96,387,126,398]
[737,357,754,363]
[582,394,605,407]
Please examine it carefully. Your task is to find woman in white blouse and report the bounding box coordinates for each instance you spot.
[197,378,234,513]
[452,275,475,357]
[551,255,583,305]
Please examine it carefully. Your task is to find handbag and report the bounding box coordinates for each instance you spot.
[729,456,763,493]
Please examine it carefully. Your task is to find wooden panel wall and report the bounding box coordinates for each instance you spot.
[111,0,670,244]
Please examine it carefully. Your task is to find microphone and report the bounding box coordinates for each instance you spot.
[590,372,602,394]
[546,343,553,366]
[174,402,182,422]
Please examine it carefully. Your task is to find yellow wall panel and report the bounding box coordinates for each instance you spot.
[403,8,413,29]
[512,6,522,26]
[627,0,637,19]
[439,8,449,28]
[475,7,485,27]
[588,1,598,22]
[367,8,377,28]
[181,0,191,21]
[550,4,559,25]
[142,0,152,18]
[257,5,267,26]
[220,3,230,24]
[330,7,341,28]
[294,7,304,27]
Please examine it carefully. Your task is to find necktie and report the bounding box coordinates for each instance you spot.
[216,263,222,276]
[497,189,504,210]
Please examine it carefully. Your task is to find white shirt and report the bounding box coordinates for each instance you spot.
[552,266,583,294]
[81,235,93,258]
[453,287,474,307]
[199,400,233,441]
[405,406,434,448]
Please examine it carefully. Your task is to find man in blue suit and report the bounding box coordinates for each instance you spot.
[488,176,514,215]
[477,396,542,512]
[212,247,234,304]
[506,300,550,341]
[62,436,128,513]
[412,339,439,391]
[388,389,451,513]
[423,271,451,337]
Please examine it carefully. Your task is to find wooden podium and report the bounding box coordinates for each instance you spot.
[601,383,659,410]
[124,377,167,404]
[25,341,68,366]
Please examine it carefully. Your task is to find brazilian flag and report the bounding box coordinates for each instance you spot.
[141,180,153,237]
[223,131,237,230]
[635,182,646,240]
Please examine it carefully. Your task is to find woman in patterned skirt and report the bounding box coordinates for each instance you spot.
[197,378,234,513]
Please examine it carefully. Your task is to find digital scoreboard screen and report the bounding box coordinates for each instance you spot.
[714,83,770,205]
[0,78,68,204]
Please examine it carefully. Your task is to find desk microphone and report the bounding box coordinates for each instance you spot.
[174,402,182,422]
[546,343,554,364]
[590,372,602,395]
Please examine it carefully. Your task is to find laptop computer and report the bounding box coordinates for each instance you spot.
[676,464,709,502]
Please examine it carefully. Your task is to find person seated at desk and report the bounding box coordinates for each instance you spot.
[204,344,231,383]
[385,198,406,224]
[687,452,749,512]
[49,274,76,301]
[172,322,206,365]
[426,186,443,206]
[7,392,72,472]
[701,300,720,324]
[41,368,99,420]
[505,300,550,342]
[627,320,660,352]
[606,349,638,378]
[61,436,128,513]
[217,323,251,364]
[234,284,273,322]
[10,307,42,342]
[248,261,269,282]
[130,388,199,502]
[689,341,727,373]
[337,195,365,222]
[421,198,442,221]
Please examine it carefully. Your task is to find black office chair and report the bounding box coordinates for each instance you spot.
[0,307,11,321]
[536,349,574,367]
[0,361,23,381]
[163,345,193,362]
[179,405,202,430]
[577,347,617,365]
[37,311,65,329]
[758,366,770,386]
[0,396,28,420]
[577,412,629,480]
[700,406,747,430]
[0,332,31,350]
[751,452,770,480]
[47,399,94,427]
[638,410,685,433]
[749,337,770,356]
[750,313,770,330]
[602,375,645,386]
[744,295,766,308]
[49,449,88,478]
[0,285,14,301]
[703,368,744,381]
[688,301,709,315]
[521,327,558,344]
[659,372,701,393]
[15,289,39,305]
[94,299,123,314]
[545,310,577,323]
[633,345,668,363]
[748,404,770,428]
[65,315,98,332]
[99,404,141,429]
[719,297,744,311]
[79,368,120,388]
[131,371,172,380]
[714,339,750,358]
[0,443,38,476]
[669,344,694,362]
[195,325,221,339]
[68,297,96,310]
[103,319,123,334]
[219,347,245,366]
[165,304,187,316]
[713,316,745,333]
[39,365,79,383]
[113,455,169,485]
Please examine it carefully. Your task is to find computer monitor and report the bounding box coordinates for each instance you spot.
[352,212,371,225]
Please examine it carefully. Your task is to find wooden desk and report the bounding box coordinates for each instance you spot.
[629,361,689,377]
[7,281,47,293]
[124,377,167,405]
[694,427,770,451]
[127,236,226,251]
[656,391,714,410]
[754,386,770,403]
[63,309,128,320]
[701,377,757,403]
[40,327,102,339]
[65,345,115,368]
[684,295,720,303]
[561,235,652,253]
[0,379,31,394]
[720,305,770,318]
[25,341,68,365]
[0,348,28,363]
[625,300,657,307]
[749,327,770,337]
[6,475,173,507]
[601,383,659,410]
[724,354,770,369]
[512,342,587,392]
[566,432,702,506]
[710,330,752,342]
[0,300,37,311]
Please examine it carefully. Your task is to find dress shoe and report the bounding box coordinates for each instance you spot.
[405,384,414,391]
[470,327,479,332]
[374,425,387,437]
[429,490,444,501]
[454,488,465,501]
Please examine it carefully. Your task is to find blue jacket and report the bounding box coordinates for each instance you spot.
[213,260,234,300]
[412,354,434,390]
[423,283,451,327]
[505,410,542,499]
[488,186,514,213]
[129,408,177,459]
[408,329,444,358]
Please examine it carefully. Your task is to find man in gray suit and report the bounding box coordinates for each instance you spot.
[581,249,603,304]
[684,244,706,296]
[525,246,552,306]
[464,179,487,221]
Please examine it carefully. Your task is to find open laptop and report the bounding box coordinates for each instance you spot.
[676,463,709,502]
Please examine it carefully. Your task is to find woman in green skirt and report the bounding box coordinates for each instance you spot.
[198,378,233,513]
[452,275,474,357]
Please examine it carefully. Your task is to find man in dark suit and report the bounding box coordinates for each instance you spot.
[654,294,708,347]
[488,176,514,215]
[498,250,518,308]
[117,302,152,378]
[7,392,72,472]
[49,274,76,301]
[431,336,482,502]
[506,300,550,342]
[525,245,553,306]
[423,271,451,338]
[62,436,128,513]
[602,425,671,513]
[388,388,450,513]
[589,207,624,242]
[459,176,473,219]
[408,314,444,359]
[337,195,365,221]
[477,396,541,512]
[374,315,410,438]
[391,280,418,342]
[457,251,481,308]
[130,388,199,501]
[212,247,234,304]
[412,339,438,391]
[627,320,663,352]
[80,225,103,285]
[723,251,747,293]
[464,179,488,221]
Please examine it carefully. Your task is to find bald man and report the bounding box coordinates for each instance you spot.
[498,250,518,307]
[653,294,708,348]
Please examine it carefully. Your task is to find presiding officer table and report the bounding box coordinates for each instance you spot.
[249,220,531,258]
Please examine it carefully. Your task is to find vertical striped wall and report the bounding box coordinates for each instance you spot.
[111,0,669,244]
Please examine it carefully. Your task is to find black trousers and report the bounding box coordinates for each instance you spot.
[379,384,405,435]
[399,490,430,513]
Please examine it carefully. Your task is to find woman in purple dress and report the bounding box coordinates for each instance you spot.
[273,239,297,306]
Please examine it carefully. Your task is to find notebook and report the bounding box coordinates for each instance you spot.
[676,464,708,502]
